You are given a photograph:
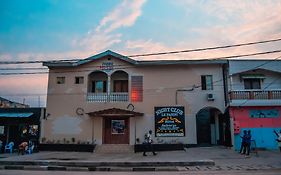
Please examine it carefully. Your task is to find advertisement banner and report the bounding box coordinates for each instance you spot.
[155,106,185,137]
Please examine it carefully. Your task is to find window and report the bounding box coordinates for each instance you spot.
[201,75,213,90]
[131,76,143,102]
[75,76,84,84]
[56,77,65,84]
[92,80,107,93]
[113,80,128,92]
[244,78,261,89]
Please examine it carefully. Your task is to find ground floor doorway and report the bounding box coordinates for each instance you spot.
[196,107,229,146]
[103,117,130,144]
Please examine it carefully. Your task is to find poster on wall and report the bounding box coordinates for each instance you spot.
[112,120,125,134]
[155,106,185,137]
[249,109,279,118]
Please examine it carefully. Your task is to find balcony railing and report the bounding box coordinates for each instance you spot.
[87,92,129,102]
[229,90,281,100]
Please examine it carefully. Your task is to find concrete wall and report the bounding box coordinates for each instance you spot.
[230,69,281,91]
[230,106,281,150]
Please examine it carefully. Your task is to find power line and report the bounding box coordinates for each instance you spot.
[1,37,281,64]
[128,38,281,57]
[1,50,281,75]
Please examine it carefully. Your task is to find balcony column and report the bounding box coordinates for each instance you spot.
[107,75,111,101]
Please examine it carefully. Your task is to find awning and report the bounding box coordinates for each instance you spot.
[87,108,144,117]
[241,74,265,79]
[0,112,33,118]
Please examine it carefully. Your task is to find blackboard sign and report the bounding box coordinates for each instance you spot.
[155,106,185,137]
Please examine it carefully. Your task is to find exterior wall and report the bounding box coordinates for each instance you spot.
[230,69,281,90]
[228,60,281,150]
[230,106,281,150]
[42,56,226,145]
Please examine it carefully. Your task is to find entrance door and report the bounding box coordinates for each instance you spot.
[103,118,129,144]
[196,111,211,145]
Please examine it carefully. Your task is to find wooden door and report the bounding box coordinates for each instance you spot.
[103,117,129,144]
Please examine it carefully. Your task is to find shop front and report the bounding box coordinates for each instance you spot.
[0,108,44,152]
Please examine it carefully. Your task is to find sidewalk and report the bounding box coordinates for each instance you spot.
[0,147,281,171]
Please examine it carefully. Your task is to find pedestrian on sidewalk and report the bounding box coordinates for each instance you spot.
[244,130,252,157]
[143,130,157,156]
[18,141,28,155]
[239,130,247,154]
[273,130,281,152]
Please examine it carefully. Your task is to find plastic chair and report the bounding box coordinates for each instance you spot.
[26,144,34,154]
[4,142,14,153]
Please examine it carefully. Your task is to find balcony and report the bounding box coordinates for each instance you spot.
[229,90,281,106]
[229,90,281,100]
[87,92,129,102]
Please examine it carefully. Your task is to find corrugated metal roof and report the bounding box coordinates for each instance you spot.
[0,112,33,118]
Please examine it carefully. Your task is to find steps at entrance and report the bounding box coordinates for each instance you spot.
[94,144,134,153]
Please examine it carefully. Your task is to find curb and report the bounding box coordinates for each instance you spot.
[2,165,281,172]
[0,160,215,167]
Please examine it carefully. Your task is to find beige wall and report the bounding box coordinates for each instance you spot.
[42,56,226,145]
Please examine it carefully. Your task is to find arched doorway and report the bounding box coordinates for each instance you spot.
[111,70,129,93]
[88,71,108,93]
[196,107,225,146]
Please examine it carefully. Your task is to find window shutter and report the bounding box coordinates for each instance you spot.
[131,76,143,102]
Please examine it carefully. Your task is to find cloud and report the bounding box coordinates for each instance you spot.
[96,0,147,33]
[168,0,281,59]
[72,0,147,57]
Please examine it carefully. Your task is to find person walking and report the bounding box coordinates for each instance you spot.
[274,130,281,152]
[239,130,247,154]
[244,130,252,158]
[143,130,157,156]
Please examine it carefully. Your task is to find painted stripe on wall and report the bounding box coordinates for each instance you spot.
[234,127,281,150]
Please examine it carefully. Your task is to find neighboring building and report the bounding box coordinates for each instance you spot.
[227,60,281,150]
[42,50,229,147]
[0,108,45,151]
[0,97,29,108]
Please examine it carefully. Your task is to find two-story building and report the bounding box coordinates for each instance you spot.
[228,60,281,150]
[42,50,230,150]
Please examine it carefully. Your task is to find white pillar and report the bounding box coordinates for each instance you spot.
[107,75,111,101]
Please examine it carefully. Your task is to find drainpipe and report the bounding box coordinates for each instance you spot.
[175,85,197,105]
[222,63,228,107]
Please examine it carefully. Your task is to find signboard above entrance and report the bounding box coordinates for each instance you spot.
[100,62,113,72]
[155,106,185,137]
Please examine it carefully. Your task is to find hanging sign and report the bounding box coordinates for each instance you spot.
[155,106,185,137]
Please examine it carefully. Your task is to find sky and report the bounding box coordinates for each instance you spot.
[0,0,281,107]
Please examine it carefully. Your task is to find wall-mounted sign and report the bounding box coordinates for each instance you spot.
[155,106,185,137]
[100,62,113,72]
[249,109,279,118]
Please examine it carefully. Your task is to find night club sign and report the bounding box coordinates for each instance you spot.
[155,106,185,137]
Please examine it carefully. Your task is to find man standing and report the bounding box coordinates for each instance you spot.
[143,130,157,156]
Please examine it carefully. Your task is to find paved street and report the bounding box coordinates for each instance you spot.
[0,147,281,173]
[1,170,281,175]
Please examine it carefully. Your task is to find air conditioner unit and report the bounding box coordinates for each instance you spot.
[207,93,215,101]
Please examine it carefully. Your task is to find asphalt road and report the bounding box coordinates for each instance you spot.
[1,170,281,175]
